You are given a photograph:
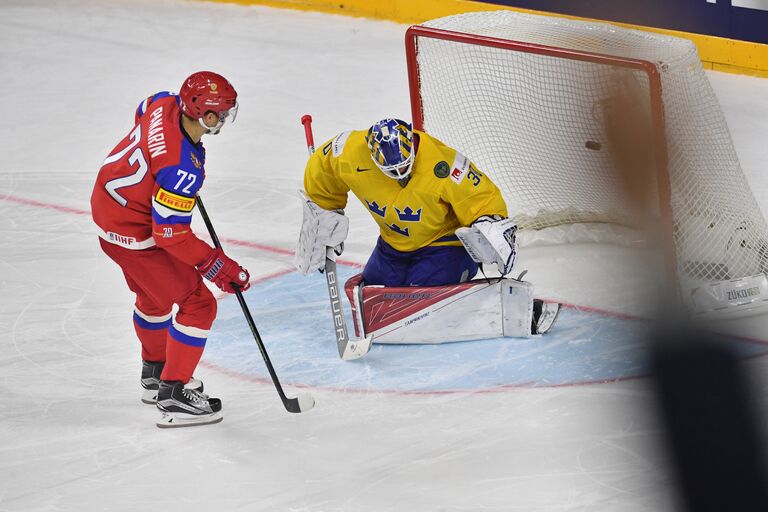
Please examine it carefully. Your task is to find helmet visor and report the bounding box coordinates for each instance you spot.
[204,101,238,135]
[374,150,414,180]
[219,101,238,124]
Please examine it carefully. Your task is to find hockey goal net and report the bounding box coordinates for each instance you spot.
[406,11,768,315]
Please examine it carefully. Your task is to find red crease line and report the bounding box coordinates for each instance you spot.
[0,193,363,267]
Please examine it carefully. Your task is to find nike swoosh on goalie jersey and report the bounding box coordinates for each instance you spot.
[356,167,372,172]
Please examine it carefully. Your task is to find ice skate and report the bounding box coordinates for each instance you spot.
[532,299,561,335]
[141,361,203,405]
[155,380,222,428]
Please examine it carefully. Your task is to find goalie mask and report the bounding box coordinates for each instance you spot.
[179,71,239,135]
[366,119,415,180]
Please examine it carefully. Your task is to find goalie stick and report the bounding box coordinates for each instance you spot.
[196,196,315,414]
[301,114,373,360]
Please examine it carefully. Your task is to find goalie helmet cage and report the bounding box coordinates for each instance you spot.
[405,11,768,317]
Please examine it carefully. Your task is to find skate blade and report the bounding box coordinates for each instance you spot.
[535,303,562,335]
[156,411,223,429]
[141,389,158,405]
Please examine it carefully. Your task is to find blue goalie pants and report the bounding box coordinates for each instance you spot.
[361,237,479,287]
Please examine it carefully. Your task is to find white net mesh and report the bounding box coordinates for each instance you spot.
[412,11,768,285]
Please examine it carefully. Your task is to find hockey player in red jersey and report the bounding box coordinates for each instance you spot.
[91,71,248,428]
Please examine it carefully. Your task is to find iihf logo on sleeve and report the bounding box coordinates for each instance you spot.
[107,232,137,246]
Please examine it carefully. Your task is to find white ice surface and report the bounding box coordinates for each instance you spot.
[2,1,768,511]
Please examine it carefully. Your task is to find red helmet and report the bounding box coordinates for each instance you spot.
[179,71,237,120]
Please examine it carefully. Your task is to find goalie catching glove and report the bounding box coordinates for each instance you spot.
[294,190,349,275]
[455,215,518,276]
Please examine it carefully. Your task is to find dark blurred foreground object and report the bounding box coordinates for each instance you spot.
[607,58,768,512]
[602,70,656,218]
[652,332,768,512]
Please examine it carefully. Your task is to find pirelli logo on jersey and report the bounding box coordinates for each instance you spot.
[155,188,195,212]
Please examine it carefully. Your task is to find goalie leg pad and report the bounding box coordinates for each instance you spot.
[501,279,535,337]
[294,190,348,275]
[344,273,365,338]
[346,278,537,344]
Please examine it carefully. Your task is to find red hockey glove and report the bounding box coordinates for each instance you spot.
[197,248,251,293]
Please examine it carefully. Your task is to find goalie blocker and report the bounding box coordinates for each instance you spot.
[344,274,561,344]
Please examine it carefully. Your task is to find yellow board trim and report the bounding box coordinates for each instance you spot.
[199,0,768,77]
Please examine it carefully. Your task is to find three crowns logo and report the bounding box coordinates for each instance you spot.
[388,224,410,237]
[365,200,387,218]
[395,206,422,222]
[366,201,423,223]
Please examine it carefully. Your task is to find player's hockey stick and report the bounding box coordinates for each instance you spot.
[301,114,373,360]
[196,196,315,413]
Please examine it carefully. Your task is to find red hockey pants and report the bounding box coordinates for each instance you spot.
[99,239,217,383]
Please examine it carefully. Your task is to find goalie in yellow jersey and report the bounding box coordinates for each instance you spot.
[295,119,560,343]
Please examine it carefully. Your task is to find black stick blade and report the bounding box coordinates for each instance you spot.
[285,392,315,413]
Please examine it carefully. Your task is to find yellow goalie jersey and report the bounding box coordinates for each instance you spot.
[304,129,508,252]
